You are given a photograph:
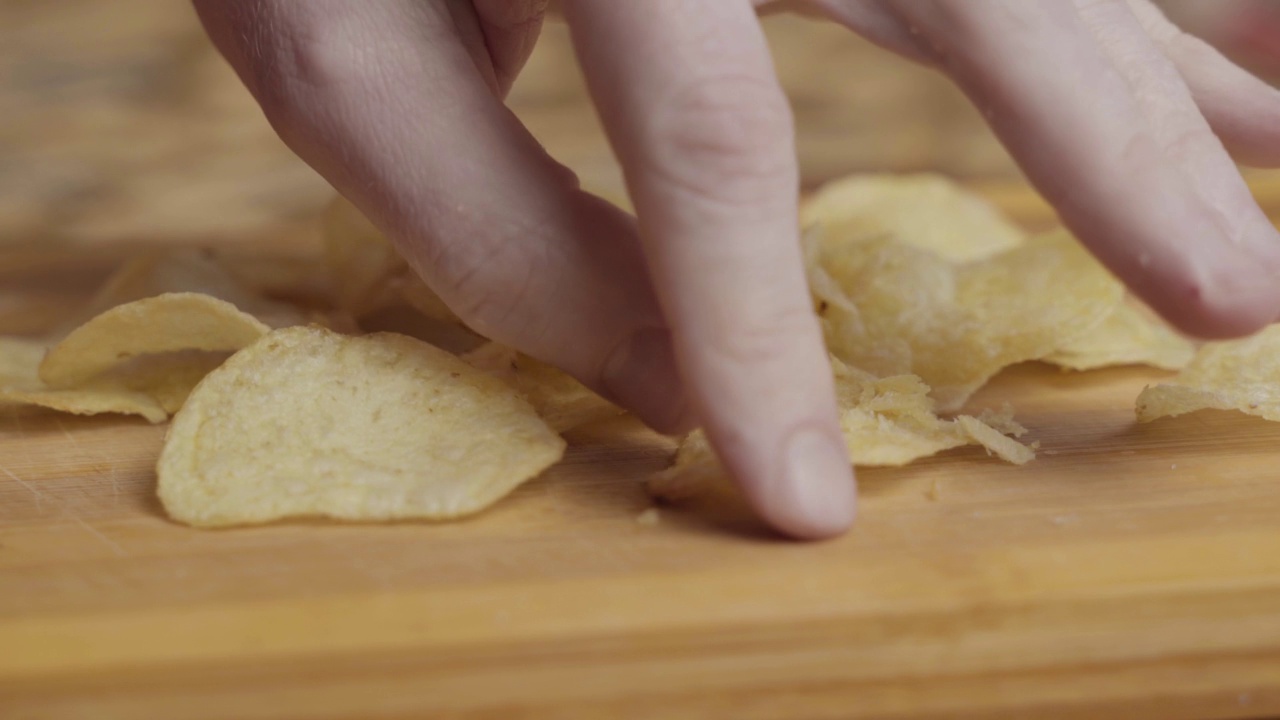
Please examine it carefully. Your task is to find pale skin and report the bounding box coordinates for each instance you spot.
[195,0,1280,539]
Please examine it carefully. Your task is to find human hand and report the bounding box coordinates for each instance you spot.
[194,0,1280,540]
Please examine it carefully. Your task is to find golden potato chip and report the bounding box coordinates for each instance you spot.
[0,337,218,423]
[817,229,1122,411]
[1136,324,1280,423]
[39,293,269,389]
[157,326,566,527]
[1045,299,1194,372]
[801,173,1026,262]
[464,342,623,433]
[802,226,860,318]
[0,337,43,381]
[0,384,166,423]
[111,351,231,413]
[649,356,1033,502]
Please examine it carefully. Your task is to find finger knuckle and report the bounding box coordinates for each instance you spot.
[424,227,547,339]
[703,302,821,368]
[646,73,795,207]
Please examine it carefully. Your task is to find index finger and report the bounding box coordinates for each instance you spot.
[563,0,855,538]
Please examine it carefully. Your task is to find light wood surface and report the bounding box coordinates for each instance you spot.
[5,345,1280,719]
[7,2,1280,718]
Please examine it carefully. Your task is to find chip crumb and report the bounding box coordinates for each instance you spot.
[636,508,661,526]
[650,355,1034,501]
[926,479,943,502]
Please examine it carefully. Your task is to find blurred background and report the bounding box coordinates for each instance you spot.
[2,0,1279,249]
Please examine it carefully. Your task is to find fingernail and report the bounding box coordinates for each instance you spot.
[774,428,856,539]
[602,328,691,433]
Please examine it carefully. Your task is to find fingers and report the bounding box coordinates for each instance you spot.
[471,0,549,96]
[1126,0,1280,167]
[193,0,689,430]
[563,0,855,539]
[754,0,935,63]
[892,0,1280,339]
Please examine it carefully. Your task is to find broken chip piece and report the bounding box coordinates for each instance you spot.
[157,326,567,527]
[1136,324,1280,423]
[648,356,1034,503]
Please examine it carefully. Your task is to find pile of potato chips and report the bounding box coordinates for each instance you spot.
[1,173,1273,528]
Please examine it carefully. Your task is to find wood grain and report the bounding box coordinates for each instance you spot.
[7,1,1280,718]
[4,360,1280,719]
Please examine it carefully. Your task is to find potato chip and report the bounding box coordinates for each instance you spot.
[1136,324,1280,423]
[649,356,1033,502]
[801,173,1026,262]
[0,384,166,423]
[0,337,44,381]
[1045,299,1194,372]
[39,293,269,389]
[157,326,566,527]
[0,337,202,423]
[464,342,623,432]
[110,351,232,413]
[817,229,1122,411]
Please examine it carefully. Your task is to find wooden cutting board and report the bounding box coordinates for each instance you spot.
[4,182,1280,720]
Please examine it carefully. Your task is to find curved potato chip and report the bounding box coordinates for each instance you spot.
[109,351,231,414]
[157,327,566,527]
[39,293,269,389]
[0,385,166,423]
[818,229,1122,411]
[464,342,623,432]
[649,356,1033,502]
[0,337,44,380]
[801,173,1026,262]
[1137,324,1280,423]
[1046,299,1194,372]
[0,337,168,422]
